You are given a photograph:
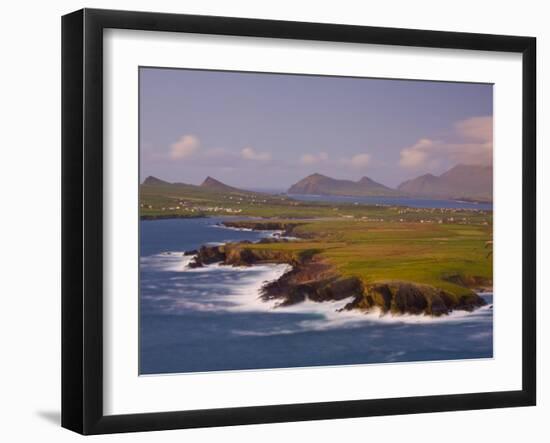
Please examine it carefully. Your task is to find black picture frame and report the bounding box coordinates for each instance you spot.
[62,8,536,435]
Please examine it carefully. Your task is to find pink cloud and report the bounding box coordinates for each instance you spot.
[170,135,200,160]
[399,116,493,170]
[343,153,372,169]
[300,152,328,165]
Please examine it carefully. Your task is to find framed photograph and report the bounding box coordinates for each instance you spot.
[62,8,536,435]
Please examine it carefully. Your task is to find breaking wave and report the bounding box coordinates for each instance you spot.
[140,251,196,272]
[140,250,492,336]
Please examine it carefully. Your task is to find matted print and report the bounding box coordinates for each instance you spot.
[139,67,493,375]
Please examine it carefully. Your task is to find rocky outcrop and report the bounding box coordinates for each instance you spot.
[188,245,226,267]
[189,243,299,268]
[260,258,363,306]
[188,240,487,316]
[262,264,486,316]
[342,281,486,316]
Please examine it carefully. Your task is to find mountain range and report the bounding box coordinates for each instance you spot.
[397,164,492,201]
[287,173,399,197]
[142,175,261,196]
[142,163,493,202]
[287,164,492,201]
[200,176,249,193]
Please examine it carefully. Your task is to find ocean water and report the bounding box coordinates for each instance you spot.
[140,218,493,375]
[288,194,493,210]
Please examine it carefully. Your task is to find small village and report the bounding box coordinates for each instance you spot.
[141,202,243,214]
[140,196,491,226]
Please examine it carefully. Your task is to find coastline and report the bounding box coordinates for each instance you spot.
[186,220,491,318]
[139,215,493,374]
[140,213,206,221]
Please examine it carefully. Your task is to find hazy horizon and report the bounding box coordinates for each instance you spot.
[143,164,491,193]
[140,67,493,188]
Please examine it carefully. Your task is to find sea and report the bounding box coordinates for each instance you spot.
[140,214,493,375]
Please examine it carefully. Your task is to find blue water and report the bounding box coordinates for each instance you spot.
[288,194,493,210]
[140,218,493,375]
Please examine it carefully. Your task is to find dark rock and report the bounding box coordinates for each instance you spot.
[312,276,364,302]
[391,283,428,314]
[342,281,486,317]
[189,245,226,268]
[456,293,487,311]
[369,285,393,312]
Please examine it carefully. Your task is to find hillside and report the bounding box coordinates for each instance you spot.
[142,176,171,186]
[200,176,252,194]
[398,164,492,201]
[140,175,298,218]
[287,173,400,197]
[142,175,257,195]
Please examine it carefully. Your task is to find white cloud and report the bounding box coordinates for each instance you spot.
[343,153,372,169]
[241,147,272,161]
[170,135,200,160]
[399,116,493,170]
[300,152,328,165]
[399,139,435,169]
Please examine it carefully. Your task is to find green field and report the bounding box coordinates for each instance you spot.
[140,182,492,223]
[238,219,492,297]
[140,182,492,298]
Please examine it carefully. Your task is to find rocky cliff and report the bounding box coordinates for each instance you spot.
[188,240,487,316]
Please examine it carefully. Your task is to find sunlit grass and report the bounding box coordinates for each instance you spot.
[140,183,492,296]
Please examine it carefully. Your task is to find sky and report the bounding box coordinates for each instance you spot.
[139,67,493,189]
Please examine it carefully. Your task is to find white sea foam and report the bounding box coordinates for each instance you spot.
[141,250,492,335]
[210,224,254,232]
[141,250,290,312]
[210,223,299,241]
[222,264,293,312]
[229,296,494,336]
[267,230,300,241]
[140,252,195,272]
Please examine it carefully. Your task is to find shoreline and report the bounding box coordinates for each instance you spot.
[187,220,491,318]
[288,193,493,205]
[140,213,206,221]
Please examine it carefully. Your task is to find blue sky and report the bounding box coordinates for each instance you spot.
[140,67,492,189]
